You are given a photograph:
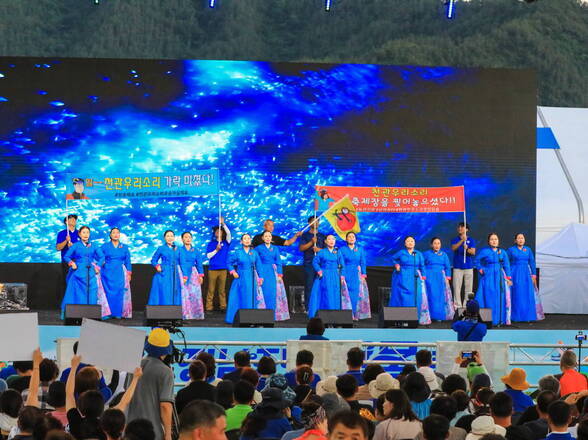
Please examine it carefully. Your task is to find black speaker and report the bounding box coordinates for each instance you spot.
[233,309,275,327]
[145,305,183,326]
[379,307,418,328]
[64,304,102,325]
[453,307,493,329]
[317,310,353,328]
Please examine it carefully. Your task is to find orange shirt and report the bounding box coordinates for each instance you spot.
[559,369,588,396]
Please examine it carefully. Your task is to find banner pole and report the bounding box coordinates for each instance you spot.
[218,192,222,244]
[65,199,69,240]
[463,187,467,264]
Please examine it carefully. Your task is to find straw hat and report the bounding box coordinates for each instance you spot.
[501,368,530,391]
[465,416,507,440]
[315,376,338,396]
[368,373,400,398]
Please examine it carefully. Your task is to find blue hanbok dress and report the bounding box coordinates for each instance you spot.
[147,245,181,306]
[507,246,543,322]
[423,250,453,321]
[389,249,431,324]
[308,248,343,318]
[178,245,205,320]
[475,247,512,325]
[61,242,107,316]
[256,244,289,321]
[225,247,266,324]
[100,242,132,318]
[339,245,371,320]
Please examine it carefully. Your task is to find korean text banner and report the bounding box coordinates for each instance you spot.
[315,185,465,213]
[65,169,219,200]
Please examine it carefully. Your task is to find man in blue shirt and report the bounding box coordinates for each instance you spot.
[342,347,365,386]
[55,214,79,292]
[450,222,476,308]
[452,298,487,341]
[545,401,573,440]
[298,216,326,311]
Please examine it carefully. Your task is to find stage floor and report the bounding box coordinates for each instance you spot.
[31,309,587,329]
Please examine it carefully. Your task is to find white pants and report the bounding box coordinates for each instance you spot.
[452,268,474,307]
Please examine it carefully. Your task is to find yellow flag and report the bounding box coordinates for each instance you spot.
[323,195,361,240]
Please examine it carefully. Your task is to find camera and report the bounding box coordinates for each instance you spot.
[162,325,186,365]
[575,331,587,342]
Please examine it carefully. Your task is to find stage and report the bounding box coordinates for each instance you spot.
[30,308,587,330]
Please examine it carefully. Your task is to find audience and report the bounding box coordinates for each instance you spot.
[178,399,226,440]
[240,388,293,440]
[443,374,468,396]
[327,410,369,440]
[215,379,235,410]
[174,359,216,414]
[225,380,254,432]
[47,382,68,426]
[451,390,471,426]
[373,389,421,440]
[501,369,533,414]
[5,361,33,394]
[423,414,450,440]
[335,374,372,414]
[559,351,588,396]
[222,351,251,383]
[100,408,126,440]
[577,419,588,440]
[521,390,557,440]
[369,373,400,399]
[357,363,385,400]
[285,350,322,389]
[301,317,329,341]
[294,365,315,405]
[123,418,156,440]
[195,351,220,386]
[403,372,433,419]
[284,401,328,440]
[417,349,445,384]
[417,395,466,440]
[546,400,573,440]
[344,348,365,385]
[0,389,22,436]
[490,391,533,440]
[466,416,507,440]
[256,356,276,391]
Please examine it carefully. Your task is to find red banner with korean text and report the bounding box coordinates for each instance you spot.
[315,185,465,213]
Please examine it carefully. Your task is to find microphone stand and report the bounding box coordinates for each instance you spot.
[413,251,418,309]
[250,250,256,309]
[86,264,91,305]
[498,249,504,327]
[336,248,342,311]
[171,245,177,306]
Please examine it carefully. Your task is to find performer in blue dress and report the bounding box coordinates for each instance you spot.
[507,233,543,322]
[147,230,181,306]
[178,231,205,320]
[423,237,453,321]
[256,231,290,321]
[308,235,343,318]
[339,232,371,320]
[475,233,512,326]
[100,227,132,319]
[225,234,265,324]
[61,226,106,316]
[389,236,431,325]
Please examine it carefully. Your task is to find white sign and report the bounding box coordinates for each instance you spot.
[78,319,146,372]
[0,313,39,361]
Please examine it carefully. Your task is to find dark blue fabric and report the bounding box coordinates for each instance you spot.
[342,369,365,386]
[284,369,321,389]
[452,319,487,341]
[504,388,534,413]
[545,432,573,440]
[56,229,80,261]
[451,236,477,269]
[206,239,231,270]
[300,334,329,340]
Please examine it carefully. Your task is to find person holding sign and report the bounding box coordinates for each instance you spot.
[225,234,265,324]
[256,231,289,321]
[451,222,477,309]
[205,218,232,312]
[423,237,454,321]
[61,226,107,317]
[147,230,181,307]
[389,236,431,325]
[178,231,205,320]
[475,233,512,326]
[56,214,80,291]
[307,234,343,317]
[339,232,371,320]
[100,227,132,319]
[507,233,543,322]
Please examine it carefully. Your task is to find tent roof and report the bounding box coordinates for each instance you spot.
[537,223,588,258]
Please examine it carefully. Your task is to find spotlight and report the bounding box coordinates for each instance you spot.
[94,0,99,4]
[209,0,215,7]
[445,0,456,19]
[325,0,332,12]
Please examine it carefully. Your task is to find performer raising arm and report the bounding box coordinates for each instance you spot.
[450,222,476,308]
[178,231,205,320]
[205,217,232,312]
[251,219,302,247]
[100,227,132,319]
[147,230,181,307]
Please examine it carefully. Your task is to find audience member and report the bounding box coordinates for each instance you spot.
[466,416,507,440]
[222,350,251,383]
[46,382,67,426]
[225,380,254,432]
[12,405,45,440]
[577,419,588,440]
[546,400,573,440]
[443,374,468,395]
[6,361,33,393]
[374,394,387,421]
[336,374,372,414]
[195,351,220,386]
[284,401,328,440]
[59,341,111,402]
[397,365,417,386]
[123,418,156,440]
[501,369,533,414]
[452,390,471,426]
[321,392,350,418]
[21,358,59,409]
[419,367,441,393]
[344,348,365,385]
[301,317,329,340]
[373,389,421,440]
[473,388,495,416]
[490,392,533,440]
[45,430,76,440]
[423,395,467,440]
[368,373,400,399]
[257,356,277,391]
[294,365,315,405]
[479,435,506,440]
[0,389,22,436]
[471,374,492,401]
[178,399,226,440]
[263,374,296,403]
[452,298,487,342]
[175,359,217,415]
[215,380,235,410]
[316,376,337,397]
[559,351,588,396]
[403,372,432,419]
[327,410,368,440]
[521,390,557,440]
[356,363,385,400]
[285,350,322,389]
[423,414,451,440]
[126,328,174,440]
[100,408,126,440]
[240,388,293,440]
[417,349,445,383]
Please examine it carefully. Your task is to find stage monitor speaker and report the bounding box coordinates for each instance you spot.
[233,309,275,327]
[317,310,353,328]
[145,305,183,327]
[379,307,419,328]
[64,304,102,326]
[453,307,493,329]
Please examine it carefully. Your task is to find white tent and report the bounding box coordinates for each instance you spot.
[537,223,588,314]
